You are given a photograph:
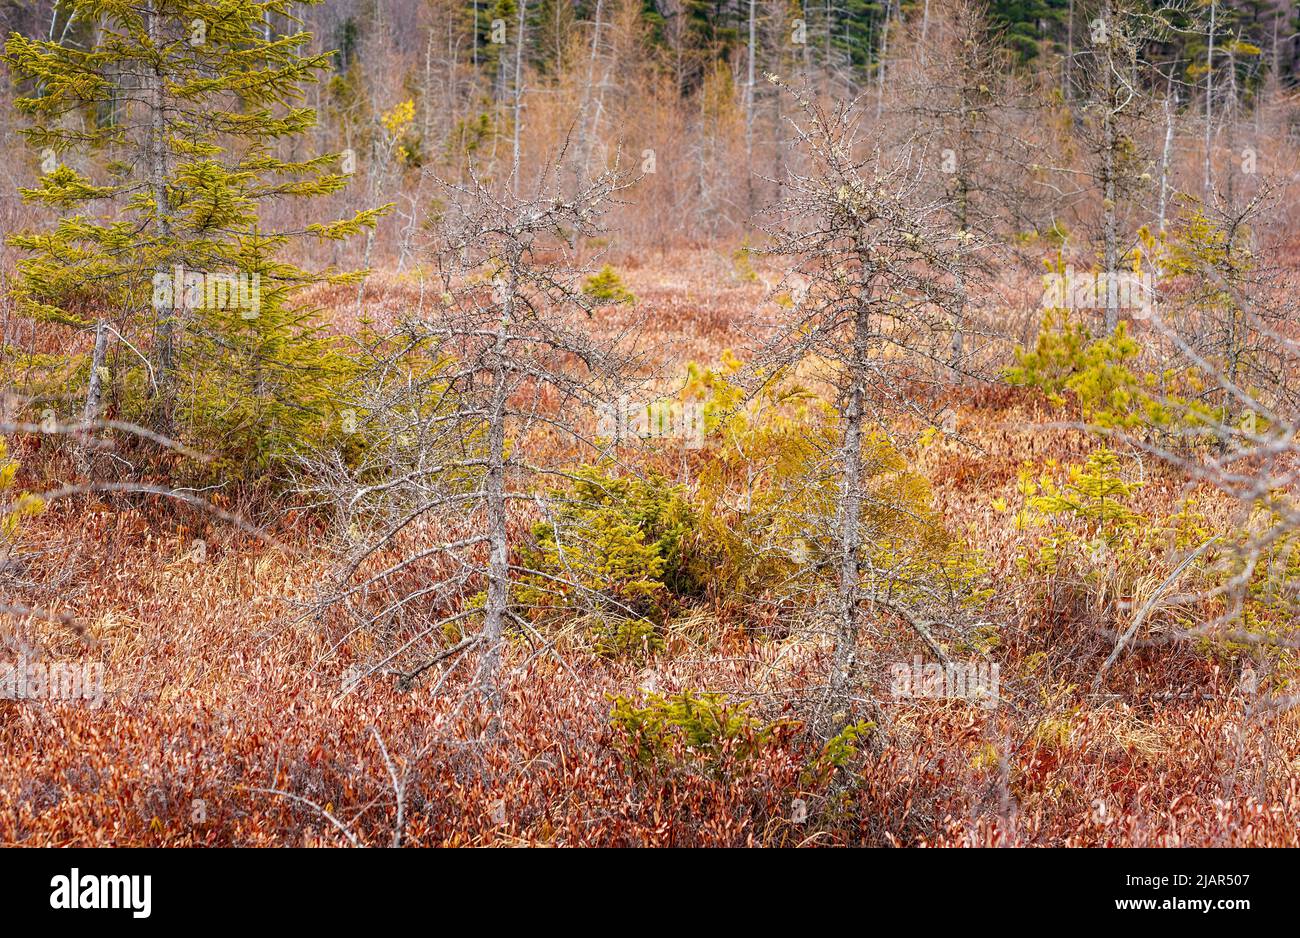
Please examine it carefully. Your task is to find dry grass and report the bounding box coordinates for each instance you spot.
[2,251,1298,847]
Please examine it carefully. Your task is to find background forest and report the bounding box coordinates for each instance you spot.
[1,0,1300,847]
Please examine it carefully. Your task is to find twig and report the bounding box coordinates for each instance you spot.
[1092,536,1220,692]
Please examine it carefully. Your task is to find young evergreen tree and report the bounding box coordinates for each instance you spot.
[4,0,389,475]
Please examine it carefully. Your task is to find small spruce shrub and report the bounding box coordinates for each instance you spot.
[609,690,793,771]
[0,439,43,544]
[517,465,701,655]
[582,265,636,305]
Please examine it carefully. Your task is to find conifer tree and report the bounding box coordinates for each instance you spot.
[303,154,642,721]
[4,0,389,473]
[757,79,979,728]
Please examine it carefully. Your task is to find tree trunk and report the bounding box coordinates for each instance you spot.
[146,3,176,431]
[511,0,528,195]
[951,66,972,380]
[479,266,515,720]
[875,0,892,121]
[574,0,604,192]
[1156,87,1174,234]
[1204,0,1216,195]
[744,0,756,213]
[83,319,109,423]
[1064,0,1074,101]
[831,298,870,719]
[1100,2,1119,334]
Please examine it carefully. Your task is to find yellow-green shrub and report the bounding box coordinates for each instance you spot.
[610,690,793,771]
[1005,255,1220,434]
[684,355,988,614]
[517,464,699,655]
[582,265,636,305]
[0,439,42,543]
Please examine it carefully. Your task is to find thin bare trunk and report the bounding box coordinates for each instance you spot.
[831,299,870,717]
[875,0,892,121]
[574,0,604,190]
[1155,85,1175,281]
[511,0,528,196]
[1065,0,1074,100]
[1205,0,1216,195]
[146,3,175,431]
[745,0,756,211]
[1100,1,1118,333]
[479,263,516,717]
[83,319,109,422]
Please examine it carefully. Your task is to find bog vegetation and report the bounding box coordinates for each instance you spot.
[1,0,1300,846]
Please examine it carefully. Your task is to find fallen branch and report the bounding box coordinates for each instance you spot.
[1092,536,1220,692]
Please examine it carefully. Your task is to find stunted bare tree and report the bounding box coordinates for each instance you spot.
[1062,0,1195,333]
[301,153,644,718]
[752,79,981,726]
[891,0,1055,376]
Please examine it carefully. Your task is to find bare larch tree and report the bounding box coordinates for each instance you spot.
[301,154,643,720]
[754,79,979,726]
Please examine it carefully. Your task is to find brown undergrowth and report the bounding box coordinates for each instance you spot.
[1,256,1297,847]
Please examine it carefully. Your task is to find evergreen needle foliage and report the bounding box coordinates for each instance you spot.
[4,0,390,477]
